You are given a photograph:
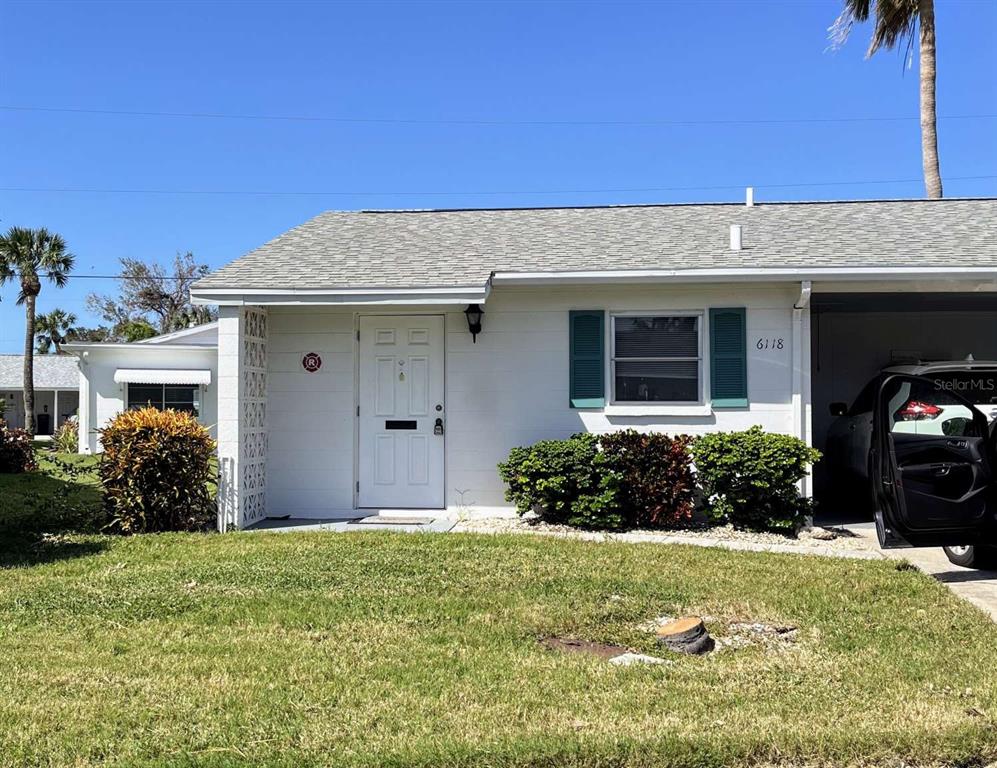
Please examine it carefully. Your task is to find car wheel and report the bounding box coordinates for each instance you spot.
[943,545,997,569]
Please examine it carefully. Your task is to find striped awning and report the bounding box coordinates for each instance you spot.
[113,369,211,385]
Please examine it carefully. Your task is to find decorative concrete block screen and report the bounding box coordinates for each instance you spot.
[240,307,268,527]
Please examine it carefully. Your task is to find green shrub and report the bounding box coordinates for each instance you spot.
[0,419,37,473]
[498,433,622,529]
[691,426,820,532]
[54,418,79,453]
[600,430,695,528]
[99,407,216,534]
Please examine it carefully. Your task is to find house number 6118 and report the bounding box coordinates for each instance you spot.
[755,338,785,350]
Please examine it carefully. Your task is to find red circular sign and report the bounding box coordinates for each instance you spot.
[302,352,322,373]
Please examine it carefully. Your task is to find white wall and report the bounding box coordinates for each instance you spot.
[77,346,218,453]
[264,283,803,518]
[266,308,355,517]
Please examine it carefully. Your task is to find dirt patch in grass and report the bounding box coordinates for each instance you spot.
[540,636,630,659]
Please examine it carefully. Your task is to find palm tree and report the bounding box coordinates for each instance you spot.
[0,227,75,436]
[832,0,943,198]
[35,309,78,354]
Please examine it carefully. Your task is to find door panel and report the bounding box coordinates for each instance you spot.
[358,315,445,508]
[871,374,992,547]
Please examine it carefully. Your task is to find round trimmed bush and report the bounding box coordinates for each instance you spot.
[691,426,820,533]
[99,407,215,533]
[498,433,622,530]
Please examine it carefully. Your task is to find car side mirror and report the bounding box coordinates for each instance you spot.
[829,402,848,417]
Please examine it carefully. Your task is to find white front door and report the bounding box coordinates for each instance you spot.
[358,315,445,509]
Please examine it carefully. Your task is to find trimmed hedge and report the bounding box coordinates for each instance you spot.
[691,426,820,532]
[499,427,820,533]
[0,419,36,473]
[99,407,216,534]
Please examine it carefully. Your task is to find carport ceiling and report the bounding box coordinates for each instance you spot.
[812,292,997,313]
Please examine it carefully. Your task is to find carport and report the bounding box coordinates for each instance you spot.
[810,291,997,520]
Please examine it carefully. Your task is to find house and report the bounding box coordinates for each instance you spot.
[0,354,80,435]
[63,323,219,454]
[189,196,997,531]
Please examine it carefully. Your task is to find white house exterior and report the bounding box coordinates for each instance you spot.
[64,323,219,454]
[0,354,80,434]
[189,197,997,530]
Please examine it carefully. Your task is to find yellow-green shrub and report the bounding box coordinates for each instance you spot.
[54,418,79,453]
[99,407,216,533]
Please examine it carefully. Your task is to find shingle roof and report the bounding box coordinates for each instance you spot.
[194,198,997,291]
[0,355,80,390]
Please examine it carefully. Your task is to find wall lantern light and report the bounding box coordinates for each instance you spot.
[464,304,484,343]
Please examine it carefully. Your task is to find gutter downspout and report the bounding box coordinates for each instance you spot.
[792,280,813,501]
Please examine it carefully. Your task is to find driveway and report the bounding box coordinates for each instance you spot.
[844,522,997,622]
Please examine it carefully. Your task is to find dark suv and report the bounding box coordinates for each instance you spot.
[826,361,997,569]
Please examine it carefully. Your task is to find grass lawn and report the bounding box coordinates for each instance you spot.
[2,454,997,766]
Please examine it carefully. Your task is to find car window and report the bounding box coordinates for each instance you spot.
[885,378,984,438]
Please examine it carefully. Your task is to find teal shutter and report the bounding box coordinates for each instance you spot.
[709,308,748,408]
[569,310,605,408]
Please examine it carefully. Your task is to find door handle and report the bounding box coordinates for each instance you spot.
[434,417,444,436]
[946,439,968,449]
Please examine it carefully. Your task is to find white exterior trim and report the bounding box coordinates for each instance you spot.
[492,267,997,285]
[63,342,215,352]
[137,322,219,345]
[190,285,490,307]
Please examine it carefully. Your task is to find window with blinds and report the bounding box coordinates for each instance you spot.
[127,384,201,416]
[611,314,702,403]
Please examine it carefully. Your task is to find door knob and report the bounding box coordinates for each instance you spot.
[434,417,444,436]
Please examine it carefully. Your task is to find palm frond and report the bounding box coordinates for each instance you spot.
[830,0,920,58]
[867,0,919,56]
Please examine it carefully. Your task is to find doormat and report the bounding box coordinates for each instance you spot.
[349,516,436,526]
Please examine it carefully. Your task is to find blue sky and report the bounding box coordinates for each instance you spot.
[1,0,995,352]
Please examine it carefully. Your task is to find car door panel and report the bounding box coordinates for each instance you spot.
[892,433,988,526]
[871,375,993,548]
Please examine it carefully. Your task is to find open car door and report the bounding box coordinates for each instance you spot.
[871,374,995,548]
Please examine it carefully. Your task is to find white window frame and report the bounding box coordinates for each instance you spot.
[609,311,706,408]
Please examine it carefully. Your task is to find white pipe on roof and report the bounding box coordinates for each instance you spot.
[729,224,743,251]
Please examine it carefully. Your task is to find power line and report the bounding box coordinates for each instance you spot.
[4,273,191,281]
[3,104,997,127]
[2,175,996,197]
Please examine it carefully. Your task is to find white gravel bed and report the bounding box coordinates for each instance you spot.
[451,515,883,559]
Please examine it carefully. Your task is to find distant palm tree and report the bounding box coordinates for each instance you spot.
[832,0,943,198]
[35,309,79,354]
[0,227,75,436]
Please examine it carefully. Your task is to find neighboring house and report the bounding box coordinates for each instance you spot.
[189,196,997,531]
[63,323,219,454]
[0,354,80,435]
